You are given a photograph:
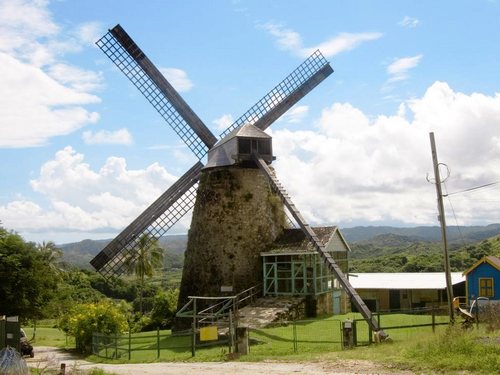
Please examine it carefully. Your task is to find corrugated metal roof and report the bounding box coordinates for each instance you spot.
[263,226,342,255]
[349,272,465,290]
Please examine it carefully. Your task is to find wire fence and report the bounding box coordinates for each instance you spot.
[92,307,451,359]
[92,329,194,361]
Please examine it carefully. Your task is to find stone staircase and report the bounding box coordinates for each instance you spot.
[237,296,306,328]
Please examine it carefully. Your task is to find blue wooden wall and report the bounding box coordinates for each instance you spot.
[466,262,500,301]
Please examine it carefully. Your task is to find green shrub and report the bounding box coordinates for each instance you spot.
[150,289,179,329]
[59,299,129,353]
[131,314,153,332]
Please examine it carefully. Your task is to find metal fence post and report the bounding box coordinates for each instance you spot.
[128,330,131,360]
[157,327,160,359]
[115,333,118,359]
[293,322,297,353]
[432,307,436,333]
[191,322,196,357]
[192,299,197,357]
[228,311,233,354]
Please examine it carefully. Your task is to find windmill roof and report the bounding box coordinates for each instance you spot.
[463,255,500,276]
[213,123,270,148]
[263,226,345,255]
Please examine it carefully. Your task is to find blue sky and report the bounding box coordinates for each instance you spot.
[1,0,500,244]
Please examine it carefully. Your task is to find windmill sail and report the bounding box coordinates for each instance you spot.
[219,50,333,138]
[97,24,216,160]
[90,162,203,276]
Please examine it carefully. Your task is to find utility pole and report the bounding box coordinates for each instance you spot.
[429,132,454,323]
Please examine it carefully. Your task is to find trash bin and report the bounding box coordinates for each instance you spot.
[342,319,357,349]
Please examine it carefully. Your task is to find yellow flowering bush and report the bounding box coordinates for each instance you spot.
[59,299,129,352]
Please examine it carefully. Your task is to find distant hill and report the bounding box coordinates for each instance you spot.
[347,233,439,260]
[58,224,500,269]
[59,235,188,269]
[341,224,500,243]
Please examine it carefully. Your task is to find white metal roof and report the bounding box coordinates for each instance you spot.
[349,272,465,290]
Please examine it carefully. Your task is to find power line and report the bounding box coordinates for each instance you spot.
[443,181,467,248]
[444,181,500,196]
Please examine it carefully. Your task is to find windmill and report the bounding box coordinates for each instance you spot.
[90,24,383,333]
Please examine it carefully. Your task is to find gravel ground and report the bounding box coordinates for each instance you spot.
[27,346,414,375]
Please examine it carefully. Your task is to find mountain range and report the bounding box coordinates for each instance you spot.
[59,224,500,269]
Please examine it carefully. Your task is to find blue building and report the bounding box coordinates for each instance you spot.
[463,255,500,304]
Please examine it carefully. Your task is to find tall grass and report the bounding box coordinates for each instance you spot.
[403,325,500,374]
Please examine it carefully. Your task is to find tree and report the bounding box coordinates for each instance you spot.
[59,299,129,353]
[124,234,164,314]
[46,270,105,318]
[37,241,63,274]
[150,288,179,328]
[0,227,59,320]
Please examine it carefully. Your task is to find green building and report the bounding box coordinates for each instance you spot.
[261,226,350,315]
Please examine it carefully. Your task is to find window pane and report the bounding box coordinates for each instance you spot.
[258,140,271,155]
[479,278,494,297]
[239,139,251,154]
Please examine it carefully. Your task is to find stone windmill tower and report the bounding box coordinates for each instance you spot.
[179,124,284,303]
[90,24,383,334]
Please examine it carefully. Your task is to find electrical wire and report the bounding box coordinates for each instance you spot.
[443,181,467,248]
[444,181,500,196]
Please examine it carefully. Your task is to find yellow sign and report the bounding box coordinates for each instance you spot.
[200,326,218,341]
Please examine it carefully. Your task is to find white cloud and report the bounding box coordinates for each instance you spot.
[0,146,180,233]
[3,82,500,241]
[303,32,383,58]
[48,63,103,92]
[159,67,194,92]
[259,23,382,58]
[386,54,423,83]
[82,128,133,145]
[270,82,500,228]
[280,105,309,124]
[398,16,420,28]
[0,0,102,148]
[74,21,103,45]
[258,23,303,52]
[0,53,100,147]
[213,114,234,131]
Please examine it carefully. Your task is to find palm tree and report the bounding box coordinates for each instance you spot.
[37,241,63,274]
[124,234,164,314]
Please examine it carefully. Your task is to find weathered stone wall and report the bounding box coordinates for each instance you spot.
[177,166,285,312]
[316,292,333,315]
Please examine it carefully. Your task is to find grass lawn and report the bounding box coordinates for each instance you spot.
[87,312,451,363]
[26,314,499,373]
[23,321,75,349]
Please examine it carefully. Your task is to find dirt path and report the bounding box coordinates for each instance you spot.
[27,346,413,375]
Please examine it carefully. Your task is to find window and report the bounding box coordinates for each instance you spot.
[479,278,494,298]
[238,139,251,154]
[258,139,271,155]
